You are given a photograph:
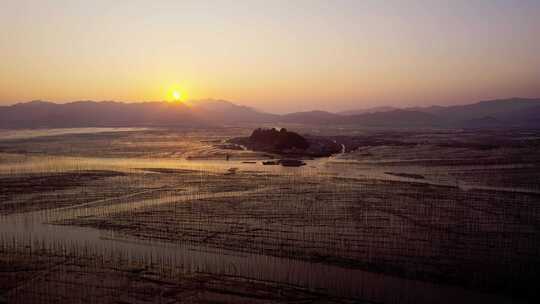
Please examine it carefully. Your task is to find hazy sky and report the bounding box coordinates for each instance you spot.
[1,0,539,113]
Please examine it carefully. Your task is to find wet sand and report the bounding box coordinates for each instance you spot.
[1,128,539,303]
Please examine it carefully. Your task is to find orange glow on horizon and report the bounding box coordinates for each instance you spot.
[1,1,539,112]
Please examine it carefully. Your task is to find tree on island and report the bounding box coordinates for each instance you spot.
[249,128,309,151]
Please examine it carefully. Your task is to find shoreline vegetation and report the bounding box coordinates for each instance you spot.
[228,127,342,158]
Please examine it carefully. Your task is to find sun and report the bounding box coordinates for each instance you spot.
[172,91,181,101]
[166,85,191,104]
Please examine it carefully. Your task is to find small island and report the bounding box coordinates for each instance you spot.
[228,128,341,157]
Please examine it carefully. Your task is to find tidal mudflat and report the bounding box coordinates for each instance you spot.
[0,128,539,303]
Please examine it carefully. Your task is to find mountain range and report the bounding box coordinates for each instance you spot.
[0,98,539,129]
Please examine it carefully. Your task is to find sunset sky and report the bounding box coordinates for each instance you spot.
[1,0,539,113]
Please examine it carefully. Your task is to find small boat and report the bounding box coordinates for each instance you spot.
[262,160,278,165]
[278,159,306,167]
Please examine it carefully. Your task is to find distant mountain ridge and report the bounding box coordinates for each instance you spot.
[338,106,399,116]
[416,97,540,128]
[1,97,539,129]
[0,99,276,128]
